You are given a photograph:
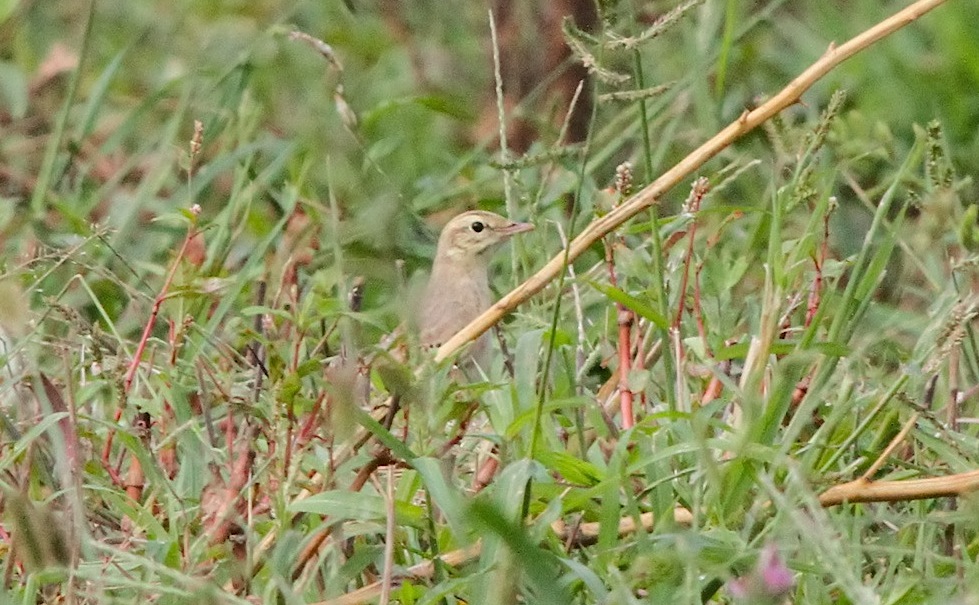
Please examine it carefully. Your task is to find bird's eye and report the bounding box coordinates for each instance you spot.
[470,221,485,233]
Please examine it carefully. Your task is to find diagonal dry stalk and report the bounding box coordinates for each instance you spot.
[435,0,951,363]
[819,469,979,506]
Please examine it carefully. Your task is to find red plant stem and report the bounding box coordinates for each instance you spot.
[124,412,151,503]
[296,391,328,446]
[806,211,830,327]
[473,453,499,492]
[101,226,199,474]
[206,427,257,545]
[672,222,698,330]
[124,228,198,393]
[125,457,145,504]
[617,307,635,429]
[603,236,635,430]
[672,179,709,329]
[693,260,711,357]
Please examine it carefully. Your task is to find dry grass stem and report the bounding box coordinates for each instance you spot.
[435,0,951,363]
[318,508,695,605]
[819,469,979,506]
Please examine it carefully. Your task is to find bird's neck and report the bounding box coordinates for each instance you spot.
[430,252,490,288]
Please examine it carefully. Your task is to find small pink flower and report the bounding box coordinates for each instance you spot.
[758,544,794,595]
[728,543,794,603]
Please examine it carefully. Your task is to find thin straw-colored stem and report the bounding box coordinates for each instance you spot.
[435,0,950,363]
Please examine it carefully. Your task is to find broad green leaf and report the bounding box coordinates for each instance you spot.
[588,281,668,329]
[536,450,603,487]
[290,490,425,526]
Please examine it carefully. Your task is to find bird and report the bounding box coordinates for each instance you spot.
[417,210,534,366]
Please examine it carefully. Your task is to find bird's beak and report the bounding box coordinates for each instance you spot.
[500,221,535,236]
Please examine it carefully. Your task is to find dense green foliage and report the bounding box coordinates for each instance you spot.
[1,1,978,603]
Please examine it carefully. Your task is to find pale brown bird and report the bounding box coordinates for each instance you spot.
[418,210,534,365]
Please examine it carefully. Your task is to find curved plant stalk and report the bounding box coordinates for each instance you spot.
[434,0,951,364]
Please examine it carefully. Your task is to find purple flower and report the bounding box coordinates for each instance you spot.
[728,543,795,603]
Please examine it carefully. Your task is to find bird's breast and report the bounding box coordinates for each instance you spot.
[418,269,492,348]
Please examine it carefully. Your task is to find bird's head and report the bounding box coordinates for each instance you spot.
[434,210,534,264]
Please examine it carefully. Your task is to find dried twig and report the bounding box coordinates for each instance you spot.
[434,0,951,364]
[819,470,979,507]
[317,508,695,605]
